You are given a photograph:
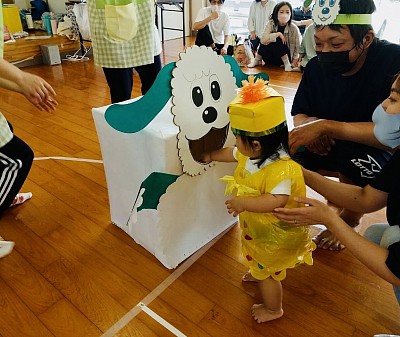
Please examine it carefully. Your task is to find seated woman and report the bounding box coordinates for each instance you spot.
[193,0,233,56]
[256,1,301,71]
[274,72,400,306]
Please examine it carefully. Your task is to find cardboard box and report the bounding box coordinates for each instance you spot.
[92,99,236,269]
[2,5,23,34]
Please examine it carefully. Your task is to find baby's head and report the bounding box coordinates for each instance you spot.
[228,77,289,166]
[372,72,400,149]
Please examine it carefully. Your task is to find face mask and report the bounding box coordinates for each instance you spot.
[211,4,222,12]
[372,104,400,149]
[316,49,356,75]
[278,14,290,24]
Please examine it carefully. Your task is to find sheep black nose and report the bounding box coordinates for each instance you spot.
[202,106,217,124]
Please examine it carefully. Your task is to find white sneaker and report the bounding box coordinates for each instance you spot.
[0,239,14,258]
[247,56,262,68]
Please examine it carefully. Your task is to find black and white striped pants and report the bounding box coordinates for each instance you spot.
[0,134,33,214]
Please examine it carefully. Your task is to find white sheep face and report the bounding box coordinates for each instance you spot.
[171,46,237,176]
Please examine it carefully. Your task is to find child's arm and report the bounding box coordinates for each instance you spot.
[226,193,289,217]
[201,147,237,163]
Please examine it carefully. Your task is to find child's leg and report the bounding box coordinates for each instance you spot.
[251,277,283,323]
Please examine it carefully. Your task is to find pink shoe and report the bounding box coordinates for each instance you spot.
[10,192,32,207]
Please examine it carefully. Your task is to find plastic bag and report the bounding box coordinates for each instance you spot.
[73,3,91,40]
[244,39,255,64]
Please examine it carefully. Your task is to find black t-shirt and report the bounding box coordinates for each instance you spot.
[370,150,400,278]
[291,39,400,122]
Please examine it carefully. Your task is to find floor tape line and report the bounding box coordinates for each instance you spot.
[139,303,188,337]
[34,156,103,164]
[269,83,297,91]
[100,224,235,337]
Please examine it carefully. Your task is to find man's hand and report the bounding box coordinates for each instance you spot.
[289,119,334,155]
[220,46,228,55]
[210,11,219,20]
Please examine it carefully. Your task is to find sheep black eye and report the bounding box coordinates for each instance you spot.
[210,81,221,101]
[192,86,203,107]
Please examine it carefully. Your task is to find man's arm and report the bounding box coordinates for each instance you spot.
[289,119,390,154]
[193,11,218,31]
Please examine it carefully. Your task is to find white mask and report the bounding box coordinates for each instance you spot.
[211,4,222,12]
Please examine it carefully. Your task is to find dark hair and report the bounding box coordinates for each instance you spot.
[321,0,376,48]
[209,0,225,3]
[238,126,290,168]
[393,72,400,92]
[271,2,293,26]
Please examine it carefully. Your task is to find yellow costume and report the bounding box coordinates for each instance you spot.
[223,151,315,281]
[223,76,315,281]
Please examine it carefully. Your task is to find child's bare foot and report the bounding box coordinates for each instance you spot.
[242,271,258,282]
[251,304,283,323]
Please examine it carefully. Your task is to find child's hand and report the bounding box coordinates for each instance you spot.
[200,152,211,163]
[225,196,245,217]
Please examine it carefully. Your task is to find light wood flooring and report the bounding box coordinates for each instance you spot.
[0,37,398,337]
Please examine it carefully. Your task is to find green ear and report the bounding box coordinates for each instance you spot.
[223,55,269,87]
[104,62,175,133]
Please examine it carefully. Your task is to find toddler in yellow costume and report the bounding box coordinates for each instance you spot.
[201,76,315,323]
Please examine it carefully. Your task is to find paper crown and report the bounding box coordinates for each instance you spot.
[228,78,286,137]
[312,0,372,26]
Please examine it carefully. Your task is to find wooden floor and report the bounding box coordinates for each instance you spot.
[0,37,398,337]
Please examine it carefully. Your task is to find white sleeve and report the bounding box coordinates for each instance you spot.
[195,7,209,23]
[271,178,291,195]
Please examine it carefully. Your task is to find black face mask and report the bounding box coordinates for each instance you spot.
[316,48,356,75]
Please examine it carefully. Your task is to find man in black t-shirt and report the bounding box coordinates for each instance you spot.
[289,0,400,251]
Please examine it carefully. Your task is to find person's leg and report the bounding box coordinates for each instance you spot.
[103,67,134,103]
[195,25,215,48]
[248,39,263,68]
[364,224,400,306]
[251,277,283,323]
[0,135,34,214]
[274,40,292,71]
[135,54,162,95]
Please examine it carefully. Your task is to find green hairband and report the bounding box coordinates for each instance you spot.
[332,14,372,25]
[231,121,287,138]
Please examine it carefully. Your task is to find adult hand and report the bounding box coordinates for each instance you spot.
[17,72,58,112]
[250,32,256,40]
[273,197,337,227]
[220,46,228,55]
[289,119,334,155]
[278,32,286,44]
[225,196,245,217]
[291,57,300,67]
[210,11,219,20]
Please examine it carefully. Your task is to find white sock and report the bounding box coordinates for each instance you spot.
[282,57,292,71]
[10,192,33,207]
